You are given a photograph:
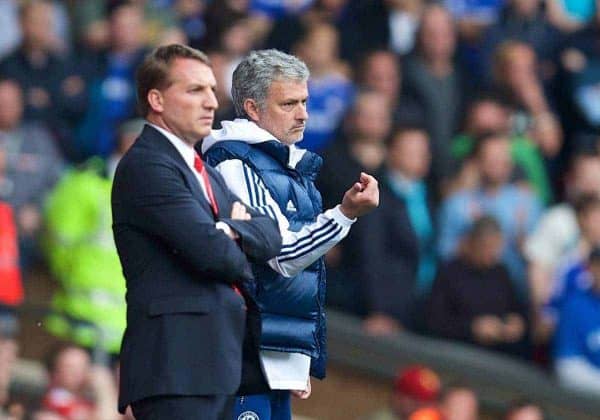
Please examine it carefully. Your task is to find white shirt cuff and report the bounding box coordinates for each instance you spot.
[215,221,238,239]
[330,205,356,227]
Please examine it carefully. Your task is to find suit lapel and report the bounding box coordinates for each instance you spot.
[140,125,218,219]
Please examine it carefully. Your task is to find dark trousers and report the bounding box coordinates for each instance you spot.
[131,395,234,420]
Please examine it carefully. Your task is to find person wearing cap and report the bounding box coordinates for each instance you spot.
[554,245,600,396]
[365,365,442,420]
[43,119,144,361]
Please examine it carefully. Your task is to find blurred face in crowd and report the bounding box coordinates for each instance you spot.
[296,24,339,72]
[351,92,392,143]
[0,81,24,130]
[578,204,600,245]
[511,0,540,18]
[506,404,544,420]
[496,43,537,89]
[569,156,600,197]
[387,129,431,180]
[21,1,55,50]
[52,347,91,392]
[221,19,253,56]
[441,388,479,420]
[477,136,513,187]
[466,100,510,136]
[110,4,144,53]
[246,79,309,145]
[467,229,504,268]
[362,52,401,103]
[419,6,456,63]
[147,58,218,143]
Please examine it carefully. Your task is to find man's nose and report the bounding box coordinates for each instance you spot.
[297,103,308,120]
[204,90,218,110]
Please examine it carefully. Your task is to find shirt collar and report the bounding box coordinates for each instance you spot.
[148,123,196,169]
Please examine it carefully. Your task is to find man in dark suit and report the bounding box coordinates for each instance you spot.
[111,44,281,420]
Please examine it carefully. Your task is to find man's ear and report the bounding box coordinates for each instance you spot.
[147,89,164,113]
[243,99,260,122]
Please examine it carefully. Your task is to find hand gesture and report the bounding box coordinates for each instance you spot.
[231,201,251,220]
[340,172,379,219]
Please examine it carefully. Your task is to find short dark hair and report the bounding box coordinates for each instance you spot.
[387,125,428,147]
[469,215,502,239]
[574,193,600,216]
[471,130,509,159]
[135,44,211,117]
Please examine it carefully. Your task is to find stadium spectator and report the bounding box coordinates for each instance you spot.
[546,0,596,32]
[366,365,442,420]
[403,4,467,188]
[43,119,142,362]
[0,202,21,412]
[444,0,504,40]
[356,50,425,127]
[0,0,87,160]
[0,0,21,60]
[318,91,391,314]
[505,399,545,420]
[438,132,542,298]
[491,41,562,159]
[294,22,355,152]
[429,216,529,358]
[344,0,424,62]
[451,96,551,203]
[524,153,600,324]
[481,0,563,85]
[357,126,435,335]
[554,246,600,396]
[440,385,479,420]
[0,78,64,268]
[42,345,120,420]
[540,194,600,336]
[76,1,147,158]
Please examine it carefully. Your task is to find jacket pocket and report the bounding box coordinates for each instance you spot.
[147,296,211,317]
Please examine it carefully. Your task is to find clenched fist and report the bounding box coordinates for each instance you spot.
[339,172,379,219]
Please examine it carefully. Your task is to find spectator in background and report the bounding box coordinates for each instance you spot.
[491,41,562,160]
[264,0,354,56]
[0,79,64,268]
[345,0,425,63]
[357,50,425,127]
[0,0,87,160]
[0,201,21,414]
[439,132,542,298]
[541,194,600,335]
[294,22,355,152]
[318,91,391,314]
[481,0,563,85]
[403,4,466,190]
[547,0,596,33]
[554,246,600,396]
[444,0,504,42]
[366,365,442,420]
[451,96,551,204]
[440,385,479,420]
[43,119,143,364]
[505,399,545,420]
[41,345,120,420]
[77,1,147,158]
[428,216,529,358]
[524,153,600,329]
[358,127,435,335]
[0,0,21,60]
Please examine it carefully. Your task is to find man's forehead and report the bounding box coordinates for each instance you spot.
[268,79,308,97]
[169,58,216,85]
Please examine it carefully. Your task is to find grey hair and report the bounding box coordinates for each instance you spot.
[232,49,310,117]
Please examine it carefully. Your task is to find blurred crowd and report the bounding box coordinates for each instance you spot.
[2,0,600,418]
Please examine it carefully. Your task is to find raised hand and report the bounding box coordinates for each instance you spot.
[339,172,379,219]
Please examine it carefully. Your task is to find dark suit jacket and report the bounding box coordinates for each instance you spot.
[111,125,281,412]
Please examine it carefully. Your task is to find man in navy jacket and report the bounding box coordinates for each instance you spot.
[111,44,281,420]
[204,49,379,420]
